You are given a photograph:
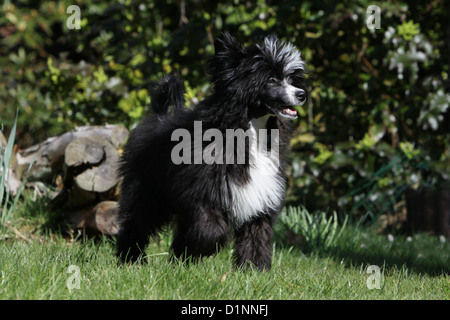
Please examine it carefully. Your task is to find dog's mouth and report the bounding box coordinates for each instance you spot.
[266,105,298,120]
[278,107,298,119]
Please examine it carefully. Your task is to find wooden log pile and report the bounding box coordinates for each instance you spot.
[10,125,129,235]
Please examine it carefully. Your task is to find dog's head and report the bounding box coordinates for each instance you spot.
[210,33,307,120]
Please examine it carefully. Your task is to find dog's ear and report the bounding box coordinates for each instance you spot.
[209,32,246,86]
[214,32,243,56]
[213,32,246,67]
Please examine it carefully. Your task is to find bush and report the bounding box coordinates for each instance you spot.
[275,206,348,251]
[1,0,448,223]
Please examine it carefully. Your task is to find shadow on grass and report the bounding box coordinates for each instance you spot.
[275,227,450,277]
[17,192,112,241]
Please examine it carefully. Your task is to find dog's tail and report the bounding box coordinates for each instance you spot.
[151,72,186,115]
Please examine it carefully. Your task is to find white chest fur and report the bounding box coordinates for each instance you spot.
[227,116,285,226]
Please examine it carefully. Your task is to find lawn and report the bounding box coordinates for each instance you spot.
[0,197,448,300]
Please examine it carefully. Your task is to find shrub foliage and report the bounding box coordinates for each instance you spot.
[1,0,449,221]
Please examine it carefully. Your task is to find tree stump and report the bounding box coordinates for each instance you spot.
[406,186,450,237]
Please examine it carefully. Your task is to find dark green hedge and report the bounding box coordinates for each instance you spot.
[1,0,449,222]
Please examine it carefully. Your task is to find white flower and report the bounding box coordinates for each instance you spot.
[387,234,394,242]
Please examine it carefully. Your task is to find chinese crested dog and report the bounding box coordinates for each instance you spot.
[116,33,307,270]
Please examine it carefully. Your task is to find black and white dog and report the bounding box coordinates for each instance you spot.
[116,33,307,270]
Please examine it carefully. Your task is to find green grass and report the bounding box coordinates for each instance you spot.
[0,196,449,300]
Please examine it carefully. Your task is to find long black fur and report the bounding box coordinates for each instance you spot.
[116,33,307,270]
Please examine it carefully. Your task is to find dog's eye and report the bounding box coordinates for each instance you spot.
[268,77,278,84]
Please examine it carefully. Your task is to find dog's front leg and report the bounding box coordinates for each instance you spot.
[232,214,275,271]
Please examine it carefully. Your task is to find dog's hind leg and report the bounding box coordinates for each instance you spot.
[232,214,275,271]
[116,192,169,263]
[171,206,229,263]
[116,218,149,263]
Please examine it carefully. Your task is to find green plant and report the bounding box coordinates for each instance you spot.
[0,112,32,232]
[1,112,19,228]
[277,206,348,251]
[1,0,449,226]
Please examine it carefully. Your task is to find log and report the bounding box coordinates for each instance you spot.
[51,135,121,209]
[64,136,119,193]
[16,125,128,181]
[94,201,120,235]
[69,201,120,235]
[0,166,22,196]
[0,131,21,196]
[12,125,128,235]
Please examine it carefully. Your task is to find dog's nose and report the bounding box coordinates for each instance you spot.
[295,90,306,102]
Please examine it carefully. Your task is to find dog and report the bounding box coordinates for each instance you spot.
[116,33,307,270]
